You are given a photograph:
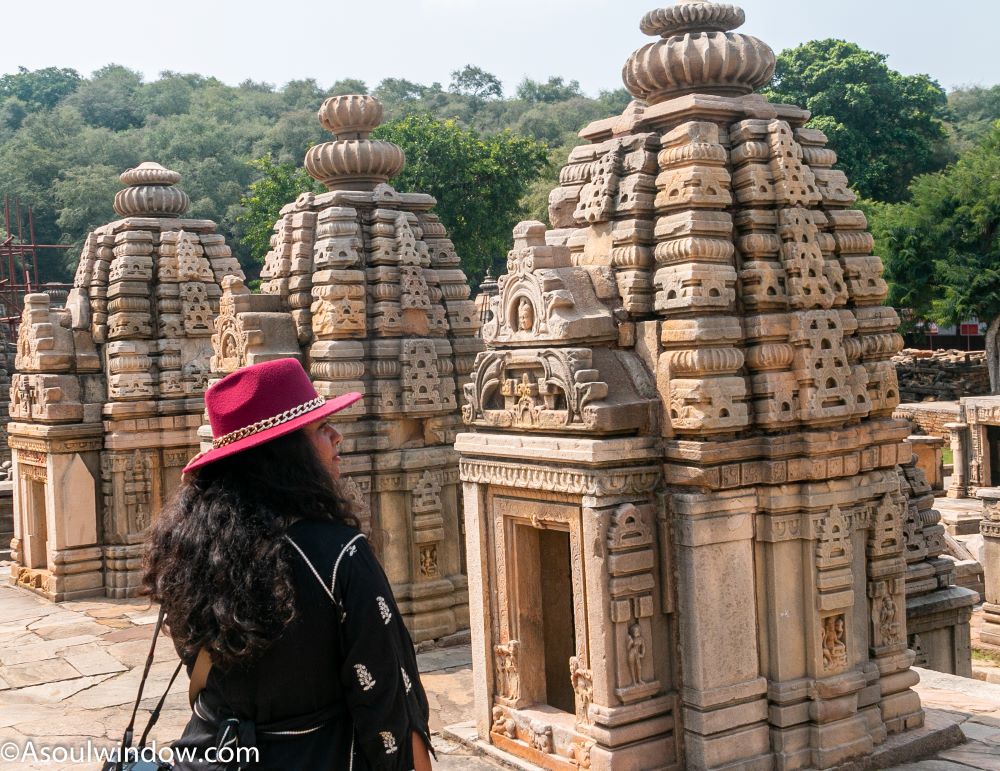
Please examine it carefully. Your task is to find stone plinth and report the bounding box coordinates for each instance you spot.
[979,487,1000,647]
[8,421,104,600]
[8,163,244,600]
[206,96,478,642]
[907,434,945,492]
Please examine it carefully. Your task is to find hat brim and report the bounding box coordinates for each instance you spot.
[182,391,363,475]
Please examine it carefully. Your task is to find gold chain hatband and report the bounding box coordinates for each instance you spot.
[212,396,327,449]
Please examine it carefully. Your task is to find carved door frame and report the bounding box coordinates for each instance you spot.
[488,486,589,711]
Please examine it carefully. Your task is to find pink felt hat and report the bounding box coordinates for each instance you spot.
[182,358,362,474]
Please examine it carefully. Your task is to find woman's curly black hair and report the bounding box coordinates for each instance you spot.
[142,427,358,670]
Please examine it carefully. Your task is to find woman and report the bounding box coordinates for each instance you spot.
[143,358,434,770]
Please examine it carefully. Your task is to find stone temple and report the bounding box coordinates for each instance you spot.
[457,1,941,768]
[206,94,479,641]
[7,163,244,600]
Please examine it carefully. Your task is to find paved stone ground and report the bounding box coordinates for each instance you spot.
[1,582,999,769]
[0,583,498,770]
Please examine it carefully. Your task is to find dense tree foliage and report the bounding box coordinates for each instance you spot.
[873,123,1000,389]
[948,84,1000,150]
[764,40,951,202]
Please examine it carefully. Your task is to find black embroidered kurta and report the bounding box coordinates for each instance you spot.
[172,519,432,770]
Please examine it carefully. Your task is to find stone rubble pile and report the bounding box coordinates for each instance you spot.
[893,348,990,402]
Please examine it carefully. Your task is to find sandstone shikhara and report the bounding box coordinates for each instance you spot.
[7,162,244,599]
[457,1,963,768]
[205,94,479,641]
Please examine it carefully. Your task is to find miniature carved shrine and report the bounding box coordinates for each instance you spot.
[457,2,938,768]
[898,457,976,676]
[206,95,479,641]
[7,163,244,600]
[942,395,1000,498]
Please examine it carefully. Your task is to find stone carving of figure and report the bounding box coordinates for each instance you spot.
[570,740,593,769]
[16,378,34,416]
[494,640,520,701]
[569,655,594,723]
[879,593,898,645]
[491,706,506,735]
[530,721,553,754]
[419,545,438,577]
[627,622,646,685]
[517,297,534,332]
[822,615,847,671]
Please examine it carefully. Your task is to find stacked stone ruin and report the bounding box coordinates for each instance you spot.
[7,163,243,600]
[207,94,479,641]
[456,1,955,769]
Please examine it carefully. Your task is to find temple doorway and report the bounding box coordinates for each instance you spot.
[510,519,578,713]
[990,425,1000,486]
[25,478,48,569]
[539,528,575,713]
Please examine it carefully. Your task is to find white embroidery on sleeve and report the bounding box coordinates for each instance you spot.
[380,731,398,754]
[355,663,377,691]
[377,596,392,624]
[401,667,412,693]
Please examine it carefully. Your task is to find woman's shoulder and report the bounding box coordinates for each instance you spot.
[287,517,365,556]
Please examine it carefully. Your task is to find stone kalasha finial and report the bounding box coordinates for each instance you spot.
[113,161,189,218]
[622,0,775,104]
[305,94,405,191]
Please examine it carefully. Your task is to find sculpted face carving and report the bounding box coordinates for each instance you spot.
[517,297,534,332]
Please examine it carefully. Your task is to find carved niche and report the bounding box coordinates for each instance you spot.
[482,221,617,347]
[464,348,608,432]
[606,503,660,704]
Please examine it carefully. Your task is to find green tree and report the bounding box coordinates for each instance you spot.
[0,66,81,111]
[374,78,428,105]
[329,78,368,96]
[52,163,121,274]
[516,76,582,104]
[68,64,145,131]
[948,84,1000,150]
[873,122,1000,389]
[373,115,548,282]
[764,40,949,202]
[449,65,503,101]
[235,156,318,271]
[281,78,325,111]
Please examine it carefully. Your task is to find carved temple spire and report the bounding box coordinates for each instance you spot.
[304,95,406,191]
[621,0,775,103]
[113,162,190,218]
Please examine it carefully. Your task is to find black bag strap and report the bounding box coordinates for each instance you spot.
[113,606,184,770]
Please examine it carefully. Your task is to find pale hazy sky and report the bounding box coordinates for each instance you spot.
[2,0,996,95]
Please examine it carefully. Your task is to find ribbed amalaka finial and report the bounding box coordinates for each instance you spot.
[304,95,406,191]
[113,162,190,218]
[622,0,775,104]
